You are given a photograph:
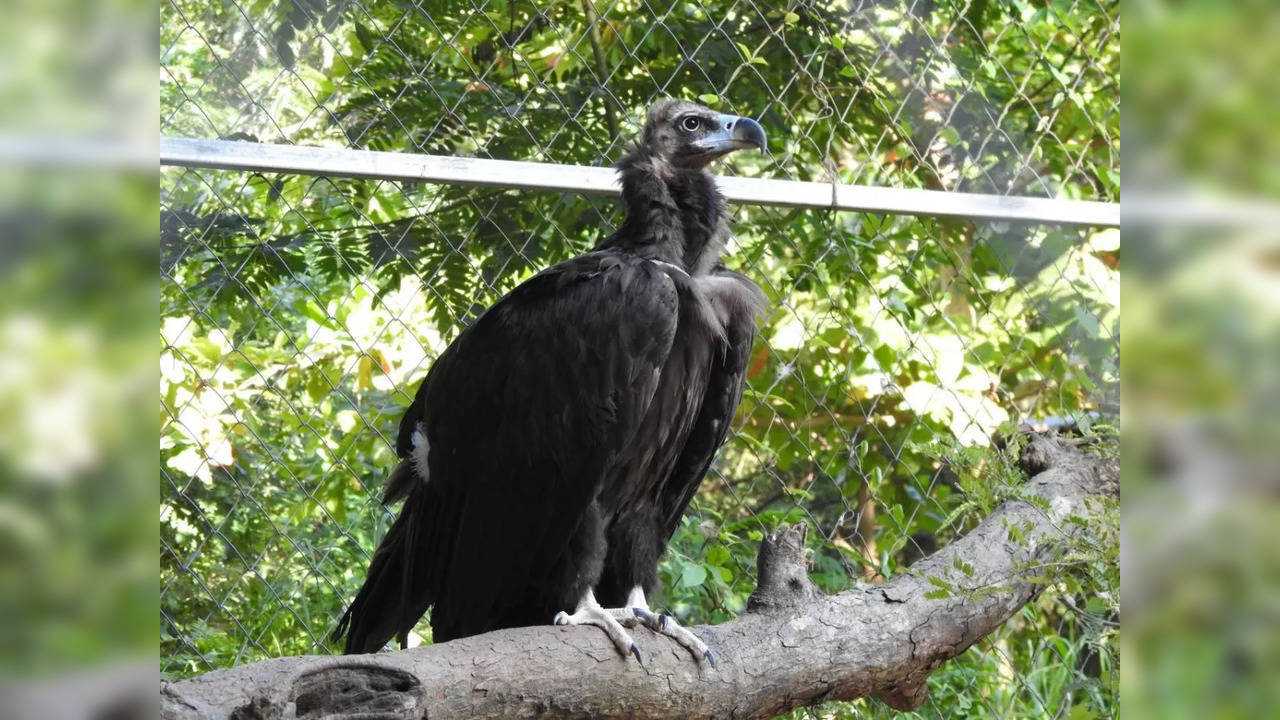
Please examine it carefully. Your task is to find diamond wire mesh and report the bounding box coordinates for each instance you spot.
[161,0,1119,715]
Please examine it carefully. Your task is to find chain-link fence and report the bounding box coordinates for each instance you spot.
[161,0,1119,716]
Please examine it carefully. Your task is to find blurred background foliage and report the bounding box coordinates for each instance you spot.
[1123,1,1280,719]
[0,170,155,676]
[0,0,155,683]
[160,0,1119,717]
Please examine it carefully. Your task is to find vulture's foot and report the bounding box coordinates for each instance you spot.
[617,586,717,665]
[553,590,642,662]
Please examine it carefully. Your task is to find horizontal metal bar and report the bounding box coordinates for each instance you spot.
[1122,194,1280,227]
[161,137,1119,228]
[1,135,155,170]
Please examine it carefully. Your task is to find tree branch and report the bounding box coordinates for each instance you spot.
[161,434,1115,720]
[580,0,619,142]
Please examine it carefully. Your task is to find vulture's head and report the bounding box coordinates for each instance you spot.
[640,99,766,169]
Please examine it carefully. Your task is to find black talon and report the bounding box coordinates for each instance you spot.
[659,614,668,630]
[630,643,643,663]
[704,649,717,666]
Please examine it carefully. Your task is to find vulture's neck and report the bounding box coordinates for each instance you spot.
[601,148,728,275]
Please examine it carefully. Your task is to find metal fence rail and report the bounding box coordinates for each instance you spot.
[162,136,1120,226]
[161,0,1120,716]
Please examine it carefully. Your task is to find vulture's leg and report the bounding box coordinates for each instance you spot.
[553,588,642,662]
[610,586,716,665]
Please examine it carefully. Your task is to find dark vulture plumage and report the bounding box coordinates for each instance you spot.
[333,99,767,662]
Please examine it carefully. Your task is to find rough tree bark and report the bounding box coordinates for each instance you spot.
[161,434,1116,720]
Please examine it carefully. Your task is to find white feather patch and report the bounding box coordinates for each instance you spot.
[410,423,431,484]
[647,259,689,277]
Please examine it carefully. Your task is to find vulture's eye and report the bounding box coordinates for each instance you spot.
[680,116,701,132]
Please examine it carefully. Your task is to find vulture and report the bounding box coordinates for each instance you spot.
[334,99,767,663]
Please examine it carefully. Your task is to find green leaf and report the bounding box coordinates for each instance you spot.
[1074,306,1101,338]
[926,575,954,595]
[705,545,730,566]
[1068,706,1098,720]
[680,563,708,588]
[354,23,375,54]
[873,343,896,369]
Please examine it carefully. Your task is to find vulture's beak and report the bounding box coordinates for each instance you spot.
[694,114,767,158]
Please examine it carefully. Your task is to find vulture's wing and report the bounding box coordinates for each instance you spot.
[337,252,679,651]
[658,270,763,542]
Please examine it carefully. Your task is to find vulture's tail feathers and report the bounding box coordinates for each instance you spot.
[333,461,438,654]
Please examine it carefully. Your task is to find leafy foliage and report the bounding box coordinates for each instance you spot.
[161,0,1119,716]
